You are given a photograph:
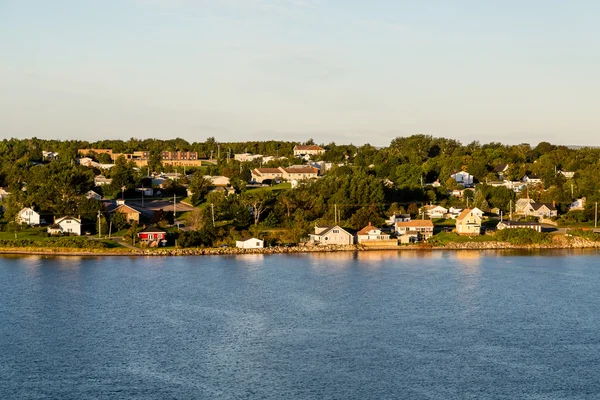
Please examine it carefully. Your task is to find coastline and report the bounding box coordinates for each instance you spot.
[0,236,599,257]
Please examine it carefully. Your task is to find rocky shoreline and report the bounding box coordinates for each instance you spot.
[0,236,599,257]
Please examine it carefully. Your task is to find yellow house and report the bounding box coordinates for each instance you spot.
[455,208,482,236]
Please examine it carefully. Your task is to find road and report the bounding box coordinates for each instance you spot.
[127,198,196,217]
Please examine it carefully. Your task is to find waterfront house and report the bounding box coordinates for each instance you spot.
[395,220,434,243]
[236,237,264,249]
[530,202,558,218]
[138,226,167,246]
[356,222,391,244]
[50,216,82,236]
[385,213,411,225]
[455,208,482,236]
[309,226,354,245]
[17,207,41,226]
[496,220,542,232]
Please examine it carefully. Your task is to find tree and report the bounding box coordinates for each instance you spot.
[110,212,129,231]
[241,190,274,225]
[188,173,212,205]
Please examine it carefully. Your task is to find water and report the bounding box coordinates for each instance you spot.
[1,251,600,399]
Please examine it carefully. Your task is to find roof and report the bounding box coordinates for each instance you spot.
[281,167,318,174]
[396,220,434,228]
[253,168,282,175]
[294,145,324,151]
[238,237,263,242]
[357,222,380,235]
[494,164,509,172]
[109,204,141,214]
[499,220,541,227]
[55,216,81,224]
[532,202,557,211]
[456,208,477,221]
[314,225,353,236]
[139,225,166,234]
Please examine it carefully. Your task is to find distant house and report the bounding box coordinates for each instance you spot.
[42,151,59,160]
[494,164,509,179]
[448,207,463,219]
[293,144,326,157]
[138,226,167,246]
[251,166,319,183]
[515,198,535,213]
[203,175,230,187]
[470,207,484,218]
[85,190,102,201]
[530,202,558,218]
[94,175,112,186]
[234,153,253,162]
[559,170,575,179]
[395,220,434,243]
[455,208,482,236]
[49,216,82,236]
[236,237,264,249]
[17,207,41,226]
[451,171,474,186]
[568,198,586,211]
[523,175,542,185]
[356,222,391,244]
[309,226,354,245]
[424,205,448,219]
[497,220,542,232]
[109,204,141,223]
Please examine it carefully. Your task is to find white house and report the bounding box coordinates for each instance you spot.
[309,226,354,245]
[455,208,482,236]
[424,205,448,219]
[560,170,575,179]
[470,207,484,218]
[395,220,434,243]
[568,198,586,211]
[293,145,326,157]
[203,175,230,186]
[523,175,542,185]
[451,171,474,186]
[385,213,411,225]
[236,237,264,249]
[50,216,82,236]
[448,207,463,219]
[94,175,112,186]
[356,223,390,244]
[17,207,41,226]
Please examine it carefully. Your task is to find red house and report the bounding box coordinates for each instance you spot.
[137,226,167,246]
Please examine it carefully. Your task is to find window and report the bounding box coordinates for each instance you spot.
[333,229,339,233]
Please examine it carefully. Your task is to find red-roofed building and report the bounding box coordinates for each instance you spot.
[293,144,325,157]
[356,222,391,244]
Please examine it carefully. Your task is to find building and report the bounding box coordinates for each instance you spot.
[451,171,474,186]
[293,145,326,157]
[17,207,41,226]
[251,166,319,183]
[530,202,558,218]
[395,220,434,243]
[424,205,448,219]
[523,175,542,185]
[137,226,167,246]
[78,149,203,167]
[0,187,10,200]
[109,204,141,223]
[496,220,542,232]
[455,208,482,236]
[560,170,575,179]
[385,213,411,225]
[309,226,354,245]
[568,198,586,211]
[356,222,391,244]
[236,237,264,249]
[86,190,102,201]
[203,175,230,187]
[94,175,112,186]
[494,164,509,179]
[49,216,82,236]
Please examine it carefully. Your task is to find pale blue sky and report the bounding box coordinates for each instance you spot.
[1,0,599,146]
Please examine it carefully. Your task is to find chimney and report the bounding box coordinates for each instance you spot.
[552,200,556,208]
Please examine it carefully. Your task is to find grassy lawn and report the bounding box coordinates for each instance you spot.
[246,182,291,193]
[0,227,48,241]
[429,232,495,245]
[433,218,456,227]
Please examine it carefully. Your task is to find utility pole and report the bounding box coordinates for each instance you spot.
[334,204,337,225]
[173,194,176,219]
[596,202,598,229]
[211,203,215,227]
[108,220,112,239]
[509,200,513,220]
[98,210,101,238]
[571,184,574,199]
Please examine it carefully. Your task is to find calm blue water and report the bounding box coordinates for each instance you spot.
[1,251,600,399]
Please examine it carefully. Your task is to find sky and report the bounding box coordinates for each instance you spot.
[1,0,599,147]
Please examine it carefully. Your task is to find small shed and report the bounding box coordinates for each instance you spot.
[236,238,264,249]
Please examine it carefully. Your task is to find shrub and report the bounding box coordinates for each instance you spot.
[494,228,551,245]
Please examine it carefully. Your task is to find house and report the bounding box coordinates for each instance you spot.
[0,187,10,200]
[309,226,354,245]
[42,151,59,160]
[17,207,41,226]
[496,220,542,232]
[85,190,102,201]
[455,208,482,236]
[49,216,82,236]
[293,144,326,157]
[236,237,264,249]
[424,205,448,219]
[385,213,411,225]
[559,170,575,179]
[251,166,319,183]
[395,220,434,243]
[451,171,474,186]
[234,153,253,162]
[523,175,542,185]
[203,175,230,187]
[494,164,509,179]
[94,175,112,186]
[470,207,484,218]
[138,226,167,246]
[568,198,586,211]
[448,207,463,219]
[109,204,141,223]
[356,222,391,244]
[515,198,535,213]
[251,168,284,183]
[530,202,558,218]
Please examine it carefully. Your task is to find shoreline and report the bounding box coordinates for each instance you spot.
[1,238,599,257]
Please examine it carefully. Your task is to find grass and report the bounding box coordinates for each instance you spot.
[429,231,495,245]
[0,227,48,241]
[246,182,291,193]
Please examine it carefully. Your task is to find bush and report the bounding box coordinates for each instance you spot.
[0,237,109,249]
[567,229,600,242]
[494,228,550,245]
